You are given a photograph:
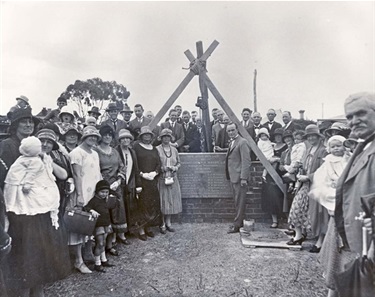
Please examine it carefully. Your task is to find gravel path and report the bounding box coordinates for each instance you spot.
[45,223,327,297]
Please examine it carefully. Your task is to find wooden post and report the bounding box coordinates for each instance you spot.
[196,41,212,152]
[202,72,286,195]
[253,69,257,112]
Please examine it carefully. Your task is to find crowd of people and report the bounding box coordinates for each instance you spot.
[0,92,374,296]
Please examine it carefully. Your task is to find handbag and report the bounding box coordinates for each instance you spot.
[165,176,174,186]
[63,208,97,236]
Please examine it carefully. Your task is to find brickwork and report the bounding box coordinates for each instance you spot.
[174,162,271,223]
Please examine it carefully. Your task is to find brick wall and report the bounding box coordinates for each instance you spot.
[174,162,270,223]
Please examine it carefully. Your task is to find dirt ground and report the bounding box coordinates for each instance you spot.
[45,223,327,297]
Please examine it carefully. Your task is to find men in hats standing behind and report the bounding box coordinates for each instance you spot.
[160,109,185,151]
[225,123,251,234]
[120,104,135,136]
[262,108,283,142]
[7,95,31,119]
[129,104,151,140]
[44,97,68,123]
[100,102,127,147]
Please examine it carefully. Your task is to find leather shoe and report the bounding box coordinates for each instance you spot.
[166,225,175,232]
[105,247,119,256]
[160,227,167,234]
[74,262,92,274]
[145,229,155,237]
[284,229,296,236]
[138,234,147,241]
[309,245,321,253]
[94,265,106,273]
[286,237,305,246]
[117,237,131,245]
[101,261,115,267]
[227,226,240,234]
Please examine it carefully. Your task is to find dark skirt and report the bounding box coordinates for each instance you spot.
[261,174,284,216]
[110,186,127,233]
[124,186,140,233]
[5,212,71,289]
[137,179,161,229]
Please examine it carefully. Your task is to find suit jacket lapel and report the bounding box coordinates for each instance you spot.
[345,142,375,183]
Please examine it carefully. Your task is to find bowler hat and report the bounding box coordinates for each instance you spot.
[36,129,59,150]
[138,126,154,138]
[16,95,29,104]
[106,102,120,112]
[88,106,101,116]
[118,129,134,141]
[95,180,110,193]
[120,104,133,114]
[157,128,175,142]
[303,124,324,139]
[80,126,101,142]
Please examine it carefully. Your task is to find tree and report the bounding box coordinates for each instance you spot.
[60,78,130,121]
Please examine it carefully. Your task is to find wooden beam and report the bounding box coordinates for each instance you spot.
[184,50,195,63]
[202,72,286,194]
[149,70,196,130]
[200,40,219,62]
[196,41,212,152]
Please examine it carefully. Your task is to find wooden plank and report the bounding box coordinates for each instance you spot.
[184,50,195,63]
[197,41,212,152]
[241,236,301,250]
[149,71,196,130]
[202,72,286,194]
[200,40,220,62]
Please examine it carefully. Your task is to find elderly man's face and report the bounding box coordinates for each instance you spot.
[345,99,375,139]
[282,112,291,124]
[267,110,276,121]
[252,113,262,125]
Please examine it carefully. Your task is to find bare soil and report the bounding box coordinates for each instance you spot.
[45,223,327,297]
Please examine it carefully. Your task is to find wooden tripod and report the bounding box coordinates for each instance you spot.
[148,40,285,194]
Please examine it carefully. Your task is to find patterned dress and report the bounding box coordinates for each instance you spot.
[156,145,182,215]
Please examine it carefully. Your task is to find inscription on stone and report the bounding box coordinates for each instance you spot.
[178,153,232,198]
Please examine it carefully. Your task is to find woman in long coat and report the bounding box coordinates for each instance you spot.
[287,124,328,247]
[94,125,127,254]
[116,129,142,236]
[133,126,161,241]
[156,129,182,233]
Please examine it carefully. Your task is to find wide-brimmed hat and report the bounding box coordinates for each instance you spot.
[257,127,270,138]
[106,102,120,112]
[80,126,101,141]
[99,125,115,138]
[16,95,29,104]
[43,123,62,138]
[36,129,59,150]
[61,127,82,141]
[8,107,40,133]
[59,106,75,120]
[138,126,154,138]
[324,122,350,138]
[158,128,175,142]
[273,128,284,136]
[118,129,134,141]
[303,124,324,139]
[88,106,101,116]
[120,104,133,114]
[282,130,294,141]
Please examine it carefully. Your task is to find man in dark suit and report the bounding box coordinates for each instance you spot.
[181,111,201,152]
[262,108,282,142]
[240,108,255,139]
[210,108,219,128]
[225,123,251,234]
[214,115,230,152]
[129,104,151,139]
[196,117,208,152]
[282,111,301,132]
[119,104,135,135]
[100,102,128,146]
[160,109,185,151]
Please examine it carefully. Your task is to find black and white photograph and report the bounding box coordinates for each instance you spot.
[0,1,374,296]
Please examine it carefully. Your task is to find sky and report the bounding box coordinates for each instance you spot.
[1,1,374,122]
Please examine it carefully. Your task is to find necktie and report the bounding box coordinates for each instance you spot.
[112,120,117,131]
[185,123,189,130]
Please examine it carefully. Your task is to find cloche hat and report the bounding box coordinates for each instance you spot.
[118,129,134,141]
[80,126,101,142]
[138,126,154,138]
[303,124,324,139]
[36,129,59,150]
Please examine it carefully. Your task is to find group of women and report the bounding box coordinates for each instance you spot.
[0,106,183,297]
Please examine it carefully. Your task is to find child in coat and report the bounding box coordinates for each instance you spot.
[85,180,117,272]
